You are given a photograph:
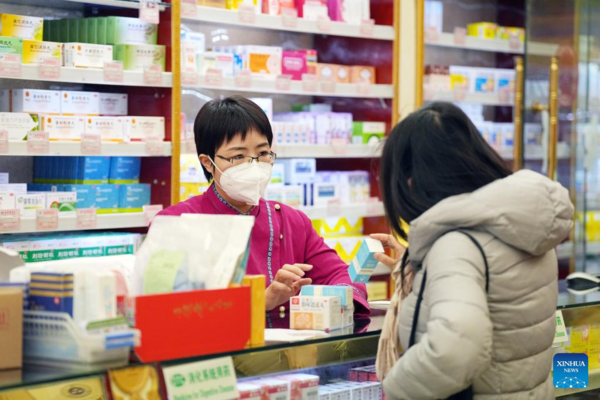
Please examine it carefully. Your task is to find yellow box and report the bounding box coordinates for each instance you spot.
[366,281,388,301]
[243,275,266,346]
[467,22,498,40]
[1,14,43,41]
[181,183,211,200]
[22,40,62,64]
[497,26,525,42]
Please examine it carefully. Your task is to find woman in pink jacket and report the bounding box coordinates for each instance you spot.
[159,96,369,328]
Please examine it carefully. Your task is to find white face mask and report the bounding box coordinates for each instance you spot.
[211,159,273,206]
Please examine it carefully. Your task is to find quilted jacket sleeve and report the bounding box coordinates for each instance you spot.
[383,232,493,399]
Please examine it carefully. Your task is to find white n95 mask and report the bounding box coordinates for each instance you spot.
[211,159,273,206]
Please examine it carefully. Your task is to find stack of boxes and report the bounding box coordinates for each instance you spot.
[289,285,354,332]
[424,65,516,96]
[0,181,76,218]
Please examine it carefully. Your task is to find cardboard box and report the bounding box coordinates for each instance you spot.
[350,66,376,84]
[0,36,22,55]
[10,89,61,114]
[1,14,43,41]
[0,288,23,370]
[63,43,113,69]
[85,116,125,142]
[41,115,85,141]
[22,39,62,64]
[0,112,39,141]
[290,295,342,332]
[106,17,158,45]
[282,50,317,81]
[114,43,166,71]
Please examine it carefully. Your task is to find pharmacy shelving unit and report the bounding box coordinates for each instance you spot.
[4,141,172,157]
[1,212,149,234]
[274,144,382,159]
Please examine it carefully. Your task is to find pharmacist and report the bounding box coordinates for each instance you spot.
[159,96,369,327]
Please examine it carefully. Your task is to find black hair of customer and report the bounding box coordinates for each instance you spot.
[381,101,513,241]
[194,96,273,180]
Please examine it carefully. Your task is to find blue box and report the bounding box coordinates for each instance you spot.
[63,184,96,208]
[355,238,384,270]
[28,272,74,316]
[348,259,372,283]
[300,285,354,307]
[78,157,110,184]
[119,184,151,209]
[109,157,141,184]
[95,184,120,209]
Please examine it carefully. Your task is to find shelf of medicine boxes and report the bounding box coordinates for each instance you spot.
[273,144,382,158]
[424,89,513,107]
[299,201,384,219]
[3,65,172,88]
[63,0,169,10]
[4,141,172,157]
[425,32,558,57]
[1,212,148,234]
[183,6,395,41]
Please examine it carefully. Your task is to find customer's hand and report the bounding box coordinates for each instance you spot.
[265,263,313,311]
[370,233,407,270]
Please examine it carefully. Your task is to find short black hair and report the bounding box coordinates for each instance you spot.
[381,101,512,240]
[194,96,273,180]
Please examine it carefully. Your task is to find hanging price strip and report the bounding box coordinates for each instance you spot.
[144,64,162,86]
[320,80,336,94]
[36,209,59,231]
[453,27,467,45]
[302,74,318,93]
[282,8,298,28]
[140,0,160,24]
[275,75,292,91]
[143,204,163,225]
[234,69,252,88]
[0,54,21,78]
[182,70,199,86]
[39,57,61,80]
[76,208,97,229]
[0,209,20,232]
[27,131,49,154]
[104,61,124,83]
[182,0,197,17]
[425,26,439,42]
[81,133,102,155]
[0,131,8,154]
[239,4,256,24]
[317,16,331,32]
[360,19,375,36]
[205,68,223,87]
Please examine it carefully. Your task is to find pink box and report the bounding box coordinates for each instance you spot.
[282,50,318,81]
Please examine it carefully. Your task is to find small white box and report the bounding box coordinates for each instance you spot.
[63,43,113,69]
[238,383,262,400]
[325,387,351,400]
[85,116,125,142]
[290,295,342,332]
[11,89,61,114]
[0,192,16,209]
[99,93,128,116]
[15,193,45,218]
[61,91,100,116]
[0,112,40,141]
[282,158,317,184]
[0,184,26,194]
[249,379,290,400]
[124,116,165,141]
[278,374,320,400]
[197,52,234,76]
[313,182,339,206]
[41,115,85,141]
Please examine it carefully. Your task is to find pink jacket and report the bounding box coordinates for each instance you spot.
[158,185,370,328]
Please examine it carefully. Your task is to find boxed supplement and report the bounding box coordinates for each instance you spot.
[124,116,165,141]
[282,50,317,81]
[467,22,498,39]
[350,66,376,84]
[95,184,120,209]
[0,36,22,55]
[352,122,385,145]
[238,383,263,400]
[249,379,290,400]
[301,285,353,307]
[197,51,234,76]
[290,295,342,332]
[119,183,151,209]
[0,112,40,141]
[0,184,27,194]
[85,116,125,142]
[114,44,166,71]
[15,193,45,218]
[106,17,158,45]
[63,43,113,69]
[45,191,77,214]
[109,157,141,183]
[348,257,373,283]
[41,115,85,141]
[244,45,283,77]
[11,89,61,114]
[354,237,383,270]
[1,14,43,41]
[313,182,339,206]
[78,156,111,183]
[317,63,350,83]
[61,91,100,116]
[22,39,62,64]
[281,158,317,184]
[0,192,16,209]
[278,374,320,400]
[99,93,128,116]
[0,288,23,370]
[472,68,495,93]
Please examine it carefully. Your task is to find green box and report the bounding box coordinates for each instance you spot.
[78,19,88,43]
[114,44,166,71]
[60,19,69,42]
[42,21,50,41]
[0,36,22,55]
[106,16,158,45]
[97,17,107,45]
[352,122,386,145]
[68,19,78,42]
[87,18,98,44]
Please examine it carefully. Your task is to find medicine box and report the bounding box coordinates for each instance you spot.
[1,14,43,41]
[282,50,317,81]
[109,157,141,183]
[197,51,234,76]
[350,66,376,84]
[85,116,125,142]
[61,91,100,116]
[15,193,45,218]
[348,257,373,283]
[114,44,166,71]
[355,237,383,270]
[467,22,498,40]
[22,39,62,64]
[313,182,339,206]
[0,184,27,194]
[290,295,342,332]
[45,191,77,214]
[0,112,40,141]
[95,184,120,209]
[10,89,61,114]
[97,17,107,45]
[0,36,22,55]
[249,380,290,400]
[281,158,316,184]
[352,122,385,145]
[244,45,283,78]
[119,183,151,209]
[301,285,354,307]
[0,192,16,209]
[124,116,165,141]
[106,17,158,45]
[0,173,7,184]
[63,43,113,69]
[41,115,85,141]
[99,93,128,116]
[277,374,320,400]
[78,156,111,183]
[29,272,74,316]
[238,383,263,400]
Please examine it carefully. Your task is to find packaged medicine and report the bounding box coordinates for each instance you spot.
[290,295,343,332]
[249,379,290,400]
[197,51,234,76]
[244,45,283,78]
[45,192,77,214]
[61,91,100,116]
[467,22,498,39]
[99,93,128,116]
[114,44,166,71]
[0,36,22,55]
[124,116,165,141]
[350,66,376,84]
[238,383,263,400]
[301,285,353,307]
[278,374,320,400]
[0,112,40,141]
[282,50,317,81]
[63,43,113,69]
[85,117,126,142]
[0,192,16,209]
[22,40,62,64]
[41,116,85,141]
[0,184,27,194]
[1,14,43,41]
[10,89,61,114]
[16,193,45,218]
[106,17,158,45]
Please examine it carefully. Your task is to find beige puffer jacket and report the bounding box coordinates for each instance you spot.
[383,170,574,400]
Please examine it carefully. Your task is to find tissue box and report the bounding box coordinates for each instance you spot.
[290,295,342,332]
[301,285,353,307]
[63,43,113,69]
[61,91,100,116]
[114,44,166,71]
[0,112,40,141]
[99,93,128,116]
[282,50,317,81]
[106,17,158,45]
[41,115,85,141]
[1,14,43,41]
[0,288,23,370]
[10,89,61,114]
[22,39,62,64]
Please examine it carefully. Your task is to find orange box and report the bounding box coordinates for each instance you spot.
[317,63,350,83]
[350,66,376,84]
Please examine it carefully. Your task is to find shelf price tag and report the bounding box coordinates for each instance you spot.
[357,82,371,96]
[0,54,21,78]
[76,208,97,229]
[140,0,160,24]
[0,131,8,154]
[182,70,199,86]
[234,69,252,89]
[360,19,375,36]
[182,0,197,17]
[104,61,124,83]
[425,26,439,42]
[327,199,342,216]
[39,57,61,80]
[453,83,467,101]
[145,140,164,156]
[331,138,348,156]
[164,357,239,400]
[144,64,162,86]
[320,79,336,94]
[0,209,20,232]
[36,209,59,231]
[81,133,102,155]
[317,16,331,32]
[206,68,223,87]
[302,74,318,93]
[239,4,256,24]
[366,197,381,216]
[453,27,467,45]
[27,131,49,154]
[276,74,292,91]
[282,8,298,28]
[143,204,163,225]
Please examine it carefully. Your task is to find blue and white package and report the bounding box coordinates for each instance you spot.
[109,157,141,184]
[119,184,151,209]
[348,258,373,283]
[301,285,354,307]
[95,184,120,209]
[355,238,384,270]
[78,157,110,184]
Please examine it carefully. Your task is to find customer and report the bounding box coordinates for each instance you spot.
[374,102,573,399]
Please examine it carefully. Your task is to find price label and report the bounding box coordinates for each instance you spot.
[282,8,298,28]
[366,197,382,216]
[182,0,197,17]
[143,204,163,225]
[145,140,164,155]
[76,208,97,229]
[0,54,21,78]
[39,57,61,80]
[164,357,239,400]
[453,83,467,101]
[81,133,102,155]
[453,27,467,45]
[0,209,20,232]
[499,86,510,103]
[276,74,292,91]
[554,310,569,345]
[327,200,342,216]
[104,61,124,83]
[317,16,331,32]
[140,0,160,24]
[206,68,223,87]
[331,138,348,156]
[182,70,199,86]
[509,33,521,51]
[36,209,59,231]
[320,80,336,94]
[425,26,439,42]
[302,74,318,93]
[360,19,375,36]
[239,4,256,24]
[144,64,162,86]
[234,69,252,88]
[357,82,371,96]
[0,130,8,154]
[27,131,49,154]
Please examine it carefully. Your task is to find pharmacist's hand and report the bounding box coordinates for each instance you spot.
[370,233,406,270]
[265,264,313,311]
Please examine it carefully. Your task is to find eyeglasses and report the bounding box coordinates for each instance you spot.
[216,151,277,166]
